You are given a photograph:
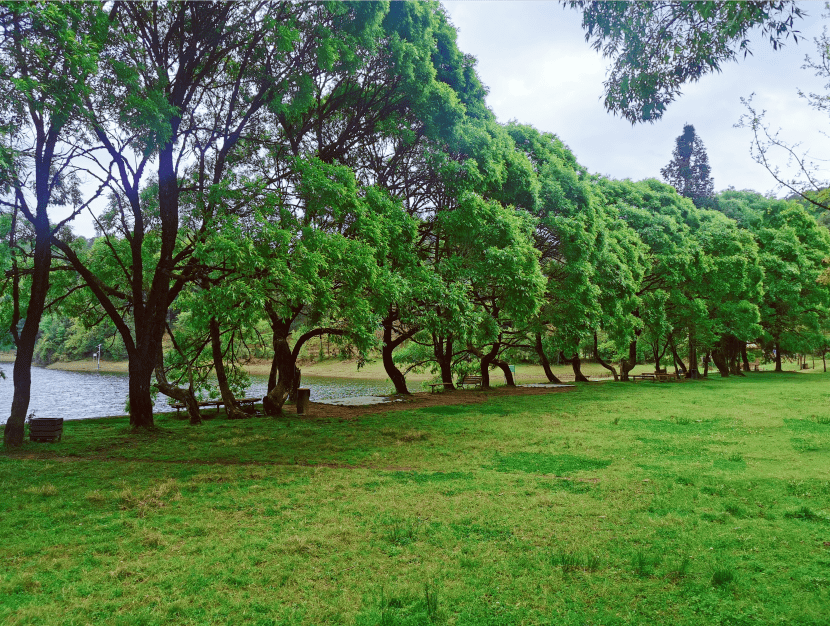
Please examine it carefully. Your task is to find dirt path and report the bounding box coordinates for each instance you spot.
[284,384,576,420]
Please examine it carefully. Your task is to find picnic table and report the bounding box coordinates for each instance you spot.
[170,397,260,414]
[631,372,680,382]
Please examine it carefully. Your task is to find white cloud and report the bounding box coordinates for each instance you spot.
[443,0,829,195]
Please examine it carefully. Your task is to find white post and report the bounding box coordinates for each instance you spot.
[97,344,102,371]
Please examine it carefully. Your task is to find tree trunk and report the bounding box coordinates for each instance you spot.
[560,351,590,383]
[478,343,500,389]
[433,333,455,389]
[774,341,782,372]
[702,351,711,377]
[381,313,415,395]
[127,354,157,427]
[209,318,248,420]
[535,333,563,383]
[494,360,516,386]
[710,347,730,377]
[741,344,750,372]
[154,372,202,425]
[668,333,687,375]
[263,324,294,415]
[594,332,619,381]
[620,333,639,382]
[687,325,700,379]
[4,223,51,447]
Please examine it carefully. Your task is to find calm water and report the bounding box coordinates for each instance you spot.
[0,366,393,421]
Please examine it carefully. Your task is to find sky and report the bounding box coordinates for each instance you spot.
[442,0,829,195]
[62,2,829,237]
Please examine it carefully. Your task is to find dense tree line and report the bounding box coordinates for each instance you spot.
[3,1,830,446]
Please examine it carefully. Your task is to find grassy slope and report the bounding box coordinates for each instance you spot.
[2,373,829,625]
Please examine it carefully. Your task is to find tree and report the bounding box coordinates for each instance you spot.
[661,124,715,209]
[46,2,392,430]
[570,1,805,123]
[0,2,107,446]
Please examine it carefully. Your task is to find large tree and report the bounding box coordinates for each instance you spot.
[0,2,107,446]
[47,2,388,429]
[661,124,715,209]
[570,1,805,123]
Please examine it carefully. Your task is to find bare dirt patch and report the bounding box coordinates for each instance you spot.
[286,384,576,421]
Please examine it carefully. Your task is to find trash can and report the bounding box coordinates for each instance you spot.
[29,418,64,442]
[296,388,311,415]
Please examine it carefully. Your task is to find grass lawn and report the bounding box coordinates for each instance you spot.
[2,372,829,625]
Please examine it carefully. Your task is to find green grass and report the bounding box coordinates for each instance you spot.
[2,372,830,624]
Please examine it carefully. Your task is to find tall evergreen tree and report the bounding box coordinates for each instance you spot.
[661,124,715,208]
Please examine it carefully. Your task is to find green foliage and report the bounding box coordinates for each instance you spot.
[572,1,805,123]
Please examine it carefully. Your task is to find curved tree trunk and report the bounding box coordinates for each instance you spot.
[494,359,516,386]
[154,342,201,424]
[620,333,640,382]
[594,332,619,381]
[263,330,293,415]
[478,343,500,389]
[668,333,687,376]
[5,220,51,446]
[535,333,563,383]
[559,351,590,383]
[209,318,249,420]
[381,312,416,395]
[710,346,730,377]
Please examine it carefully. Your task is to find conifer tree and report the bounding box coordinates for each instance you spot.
[661,124,715,208]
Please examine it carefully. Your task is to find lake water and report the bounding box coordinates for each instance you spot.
[0,366,394,421]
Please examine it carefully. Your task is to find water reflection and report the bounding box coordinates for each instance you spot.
[0,367,393,421]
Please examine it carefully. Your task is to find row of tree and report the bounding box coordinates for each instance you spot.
[2,2,829,445]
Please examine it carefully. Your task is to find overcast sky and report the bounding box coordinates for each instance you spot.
[442,0,828,195]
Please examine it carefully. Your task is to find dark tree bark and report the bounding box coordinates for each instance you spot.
[594,332,619,381]
[153,364,202,426]
[209,317,248,420]
[774,340,783,372]
[559,351,590,383]
[5,222,51,446]
[263,318,293,415]
[687,325,701,379]
[433,333,455,389]
[381,310,417,395]
[668,333,687,376]
[620,332,640,382]
[535,333,563,383]
[710,346,730,377]
[471,341,516,388]
[702,351,711,377]
[494,360,516,386]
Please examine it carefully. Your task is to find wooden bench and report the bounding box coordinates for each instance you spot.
[655,372,679,382]
[630,373,656,382]
[171,397,260,414]
[428,382,455,393]
[457,375,483,389]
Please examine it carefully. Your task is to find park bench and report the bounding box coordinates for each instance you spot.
[171,397,260,415]
[457,375,483,389]
[655,372,679,382]
[630,373,656,382]
[428,382,455,393]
